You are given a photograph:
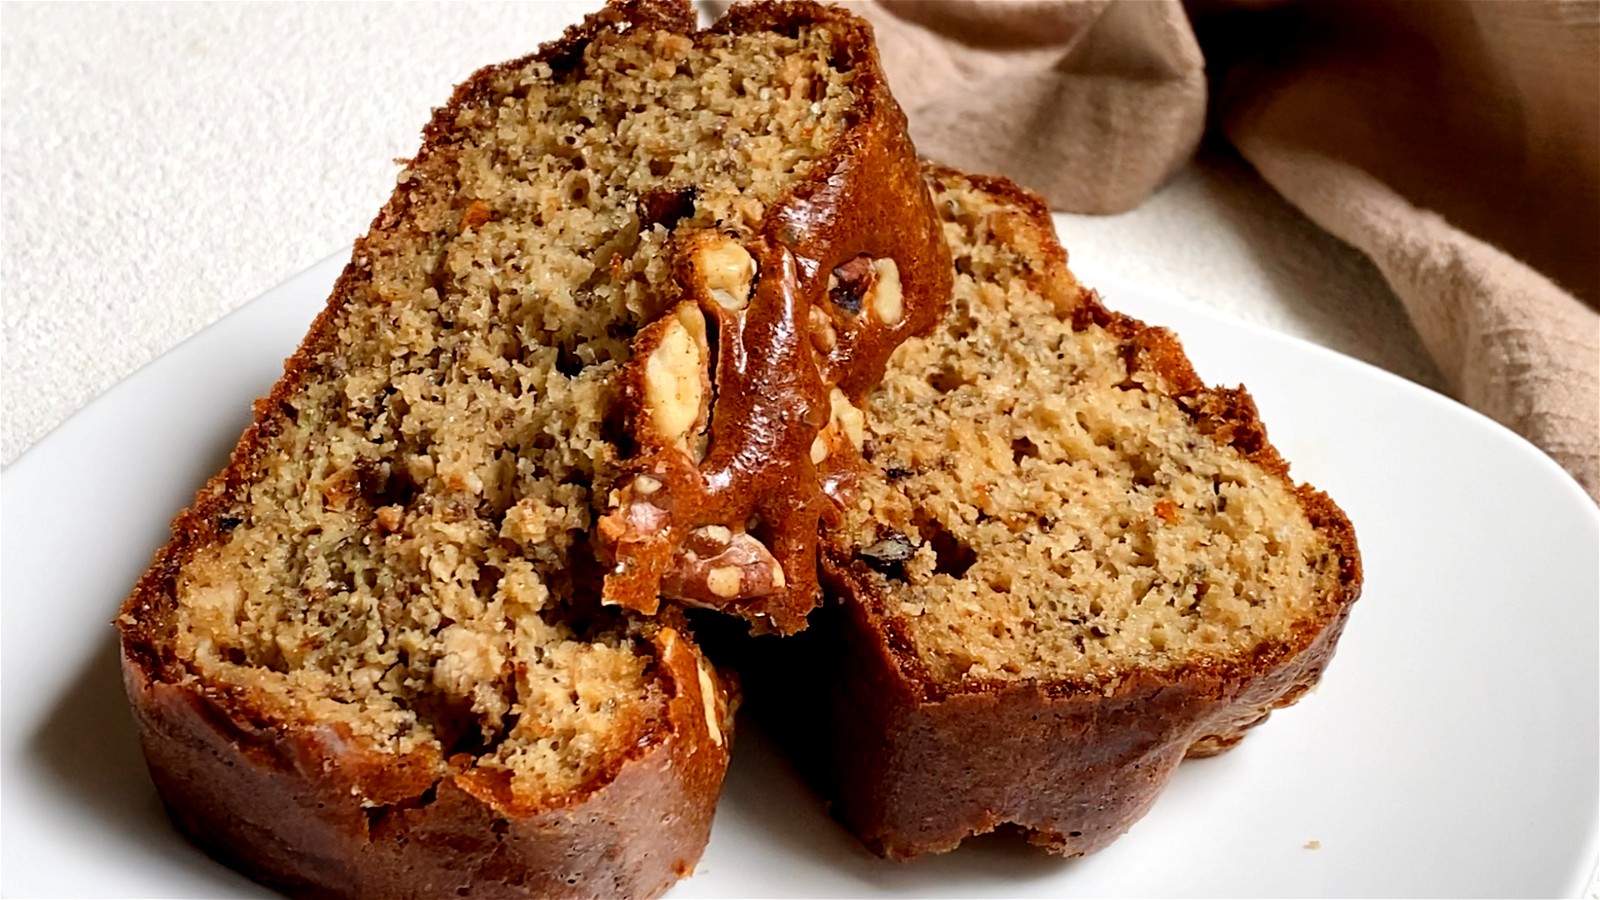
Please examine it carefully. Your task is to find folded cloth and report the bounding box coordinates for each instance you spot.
[843,0,1600,499]
[851,0,1206,214]
[1215,0,1599,499]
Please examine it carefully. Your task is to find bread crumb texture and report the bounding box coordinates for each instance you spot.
[171,24,854,803]
[844,177,1346,684]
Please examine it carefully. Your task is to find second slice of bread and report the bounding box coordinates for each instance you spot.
[779,167,1363,859]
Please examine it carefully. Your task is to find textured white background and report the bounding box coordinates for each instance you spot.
[3,2,1595,895]
[0,1,1448,467]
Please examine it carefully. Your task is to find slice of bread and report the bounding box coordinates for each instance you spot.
[116,2,943,896]
[795,167,1363,859]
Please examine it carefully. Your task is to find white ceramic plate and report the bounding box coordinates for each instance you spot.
[3,246,1596,898]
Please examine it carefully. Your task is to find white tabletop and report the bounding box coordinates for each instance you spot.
[3,5,1595,896]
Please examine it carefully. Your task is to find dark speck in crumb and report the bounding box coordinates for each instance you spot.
[858,530,918,580]
[636,185,697,231]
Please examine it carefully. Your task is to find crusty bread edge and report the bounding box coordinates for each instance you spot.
[122,623,730,898]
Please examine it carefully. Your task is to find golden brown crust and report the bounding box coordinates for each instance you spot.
[597,1,953,635]
[807,167,1364,859]
[122,626,729,898]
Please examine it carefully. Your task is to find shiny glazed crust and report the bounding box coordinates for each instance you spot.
[598,0,952,635]
[810,168,1364,859]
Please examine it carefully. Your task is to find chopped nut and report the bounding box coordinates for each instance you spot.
[869,258,902,325]
[696,524,733,546]
[829,388,867,450]
[809,388,868,465]
[707,566,742,598]
[696,656,723,747]
[634,475,662,495]
[660,528,786,605]
[700,236,756,311]
[808,306,837,353]
[643,305,707,444]
[625,499,668,532]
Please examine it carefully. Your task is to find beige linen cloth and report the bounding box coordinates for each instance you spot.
[838,0,1600,499]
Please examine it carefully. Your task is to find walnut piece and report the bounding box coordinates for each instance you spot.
[869,258,902,325]
[658,626,723,747]
[810,387,868,466]
[707,566,742,598]
[660,525,788,606]
[829,387,867,450]
[700,235,756,311]
[808,305,837,353]
[810,434,829,464]
[695,654,723,747]
[643,304,708,445]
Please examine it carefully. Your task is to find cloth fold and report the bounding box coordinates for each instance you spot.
[846,0,1600,499]
[860,0,1206,214]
